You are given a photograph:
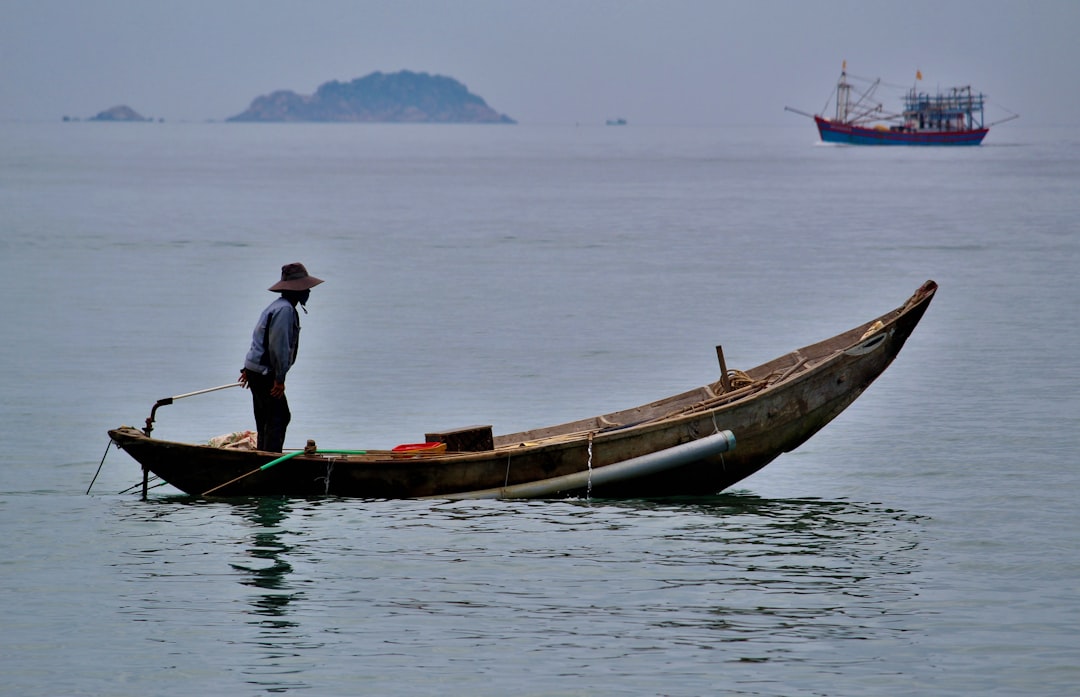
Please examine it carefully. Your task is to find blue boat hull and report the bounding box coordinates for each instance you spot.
[815,116,987,146]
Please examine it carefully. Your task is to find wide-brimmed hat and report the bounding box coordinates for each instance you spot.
[269,262,324,292]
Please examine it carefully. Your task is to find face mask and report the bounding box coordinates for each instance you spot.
[286,289,311,312]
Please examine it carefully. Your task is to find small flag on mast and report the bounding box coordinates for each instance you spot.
[916,69,923,80]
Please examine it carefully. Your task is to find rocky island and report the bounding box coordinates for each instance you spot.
[227,70,515,124]
[86,105,151,122]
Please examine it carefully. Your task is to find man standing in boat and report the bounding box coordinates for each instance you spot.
[240,263,324,452]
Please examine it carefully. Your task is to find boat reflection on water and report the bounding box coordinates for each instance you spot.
[110,491,927,690]
[230,497,299,623]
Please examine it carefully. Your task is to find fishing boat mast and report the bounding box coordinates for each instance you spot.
[835,60,851,123]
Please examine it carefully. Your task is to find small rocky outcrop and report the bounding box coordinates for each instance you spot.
[88,105,151,122]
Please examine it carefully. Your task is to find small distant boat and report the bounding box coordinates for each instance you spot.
[786,62,1017,145]
[108,282,937,500]
[606,118,627,126]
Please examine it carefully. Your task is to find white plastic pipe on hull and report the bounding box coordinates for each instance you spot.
[431,430,736,500]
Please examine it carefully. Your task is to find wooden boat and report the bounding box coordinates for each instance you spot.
[108,281,937,500]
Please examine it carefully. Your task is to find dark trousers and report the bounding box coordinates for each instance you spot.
[244,368,291,452]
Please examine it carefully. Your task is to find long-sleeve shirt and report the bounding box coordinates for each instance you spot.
[243,297,300,383]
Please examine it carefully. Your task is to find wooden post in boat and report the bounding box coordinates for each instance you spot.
[716,345,731,393]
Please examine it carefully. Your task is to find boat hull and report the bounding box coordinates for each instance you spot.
[108,281,937,499]
[815,116,987,146]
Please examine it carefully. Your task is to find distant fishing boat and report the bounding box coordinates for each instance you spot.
[786,62,1018,145]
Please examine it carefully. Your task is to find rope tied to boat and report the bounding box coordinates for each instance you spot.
[316,458,336,496]
[727,369,755,389]
[586,431,595,499]
[85,439,114,495]
[710,411,728,473]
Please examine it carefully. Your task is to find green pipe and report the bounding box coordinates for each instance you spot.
[258,449,369,472]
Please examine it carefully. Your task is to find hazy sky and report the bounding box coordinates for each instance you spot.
[2,0,1077,125]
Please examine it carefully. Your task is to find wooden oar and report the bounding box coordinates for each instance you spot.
[201,448,369,497]
[202,450,303,496]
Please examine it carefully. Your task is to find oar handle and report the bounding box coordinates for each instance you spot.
[169,382,244,402]
[144,382,244,436]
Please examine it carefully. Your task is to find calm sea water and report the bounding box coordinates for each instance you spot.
[2,122,1078,696]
